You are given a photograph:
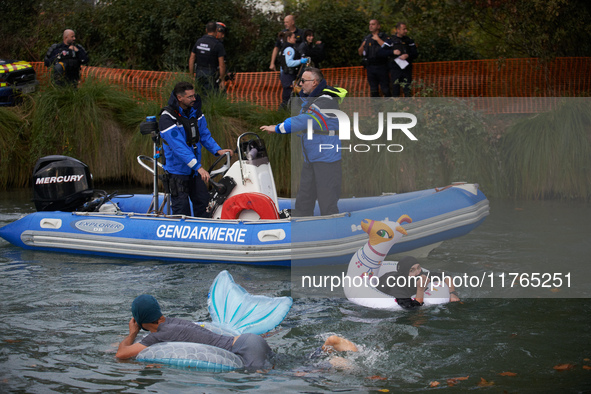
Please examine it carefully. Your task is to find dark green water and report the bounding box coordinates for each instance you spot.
[1,188,590,392]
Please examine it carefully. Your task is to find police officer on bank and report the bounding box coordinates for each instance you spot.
[358,20,391,97]
[44,29,89,87]
[278,31,309,110]
[189,22,226,92]
[269,15,305,71]
[380,22,418,97]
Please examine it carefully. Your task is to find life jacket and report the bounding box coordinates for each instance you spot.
[279,42,301,75]
[159,105,200,146]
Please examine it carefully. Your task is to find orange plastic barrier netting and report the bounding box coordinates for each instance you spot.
[31,57,590,113]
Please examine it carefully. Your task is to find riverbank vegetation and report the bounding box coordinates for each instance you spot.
[1,81,589,200]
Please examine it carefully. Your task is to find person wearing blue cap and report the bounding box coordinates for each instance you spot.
[115,294,273,368]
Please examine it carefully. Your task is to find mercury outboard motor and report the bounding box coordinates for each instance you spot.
[32,155,94,212]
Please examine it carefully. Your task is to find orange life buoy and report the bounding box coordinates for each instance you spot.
[221,193,280,220]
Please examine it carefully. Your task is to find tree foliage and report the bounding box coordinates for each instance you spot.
[0,0,588,71]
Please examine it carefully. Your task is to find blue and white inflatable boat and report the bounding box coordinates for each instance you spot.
[0,133,489,266]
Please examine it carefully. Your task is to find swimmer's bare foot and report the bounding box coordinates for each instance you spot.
[322,335,358,353]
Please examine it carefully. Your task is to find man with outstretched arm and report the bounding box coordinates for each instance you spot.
[260,67,347,217]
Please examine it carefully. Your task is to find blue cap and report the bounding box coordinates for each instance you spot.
[131,294,162,329]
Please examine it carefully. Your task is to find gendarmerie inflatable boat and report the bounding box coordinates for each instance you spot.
[0,133,489,266]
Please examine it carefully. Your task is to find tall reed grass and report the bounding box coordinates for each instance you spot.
[501,99,591,199]
[0,77,290,193]
[0,97,33,188]
[1,79,589,201]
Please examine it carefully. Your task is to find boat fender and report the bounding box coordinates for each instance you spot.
[221,192,280,220]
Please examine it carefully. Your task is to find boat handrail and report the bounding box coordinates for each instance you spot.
[137,155,165,175]
[70,210,291,224]
[292,212,352,221]
[236,132,262,185]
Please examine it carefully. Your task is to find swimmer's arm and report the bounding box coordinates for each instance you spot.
[414,274,429,303]
[116,318,147,359]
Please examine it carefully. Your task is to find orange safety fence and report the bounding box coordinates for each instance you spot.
[31,57,590,113]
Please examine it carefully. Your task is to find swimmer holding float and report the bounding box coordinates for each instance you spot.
[116,270,359,371]
[345,216,460,310]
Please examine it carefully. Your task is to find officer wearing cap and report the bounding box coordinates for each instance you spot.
[380,22,418,97]
[189,22,226,92]
[358,19,391,97]
[215,22,226,41]
[44,29,89,87]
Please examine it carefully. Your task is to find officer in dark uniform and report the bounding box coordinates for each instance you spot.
[358,19,391,97]
[380,22,418,97]
[189,22,226,92]
[269,15,305,71]
[44,29,89,87]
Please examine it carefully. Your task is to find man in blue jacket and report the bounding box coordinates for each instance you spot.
[260,68,346,217]
[159,82,233,217]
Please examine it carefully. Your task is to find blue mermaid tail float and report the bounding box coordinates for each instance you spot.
[135,270,292,371]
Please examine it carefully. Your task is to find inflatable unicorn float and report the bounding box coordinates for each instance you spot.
[344,215,451,310]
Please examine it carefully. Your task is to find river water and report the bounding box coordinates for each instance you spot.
[1,187,590,393]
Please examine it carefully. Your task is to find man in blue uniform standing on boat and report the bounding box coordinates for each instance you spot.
[260,67,347,217]
[159,82,233,217]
